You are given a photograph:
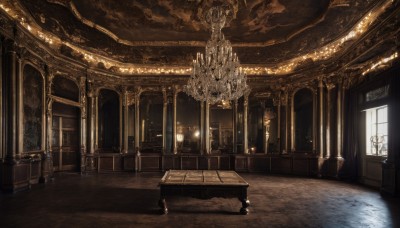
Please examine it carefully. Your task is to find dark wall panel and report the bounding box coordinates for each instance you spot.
[23,65,43,152]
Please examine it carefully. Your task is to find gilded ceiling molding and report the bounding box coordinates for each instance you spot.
[0,0,398,78]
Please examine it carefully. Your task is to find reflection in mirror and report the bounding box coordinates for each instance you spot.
[176,92,200,153]
[294,88,313,151]
[210,100,233,154]
[139,91,163,153]
[263,98,277,154]
[248,97,263,153]
[248,97,278,153]
[98,89,120,152]
[127,105,135,153]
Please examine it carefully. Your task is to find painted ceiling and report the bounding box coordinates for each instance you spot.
[0,0,397,77]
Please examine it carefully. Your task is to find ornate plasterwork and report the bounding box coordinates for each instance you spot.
[0,0,398,76]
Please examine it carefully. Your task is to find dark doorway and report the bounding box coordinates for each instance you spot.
[98,89,120,152]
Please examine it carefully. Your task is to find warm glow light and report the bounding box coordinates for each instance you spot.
[194,130,200,138]
[176,134,184,142]
[362,52,398,75]
[0,0,395,76]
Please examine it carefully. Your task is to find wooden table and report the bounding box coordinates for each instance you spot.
[158,170,250,215]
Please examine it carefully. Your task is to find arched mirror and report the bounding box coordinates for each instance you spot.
[98,89,120,152]
[293,88,313,152]
[139,91,163,153]
[23,64,44,152]
[176,92,200,154]
[210,100,233,153]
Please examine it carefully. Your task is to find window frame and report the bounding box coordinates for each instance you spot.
[365,105,388,157]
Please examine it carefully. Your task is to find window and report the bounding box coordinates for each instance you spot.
[365,105,388,156]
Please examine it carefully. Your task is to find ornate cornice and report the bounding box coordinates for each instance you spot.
[0,0,398,77]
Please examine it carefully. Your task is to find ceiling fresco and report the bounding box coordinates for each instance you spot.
[0,0,395,77]
[16,0,379,66]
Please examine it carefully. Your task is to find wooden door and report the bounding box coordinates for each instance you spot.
[52,104,80,172]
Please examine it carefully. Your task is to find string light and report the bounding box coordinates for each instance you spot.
[362,52,398,75]
[0,0,395,76]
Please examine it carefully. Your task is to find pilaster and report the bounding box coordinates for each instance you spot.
[205,101,210,155]
[243,94,249,154]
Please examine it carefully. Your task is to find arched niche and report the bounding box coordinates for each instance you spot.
[139,91,163,153]
[293,88,314,152]
[23,64,44,152]
[98,89,120,152]
[52,76,79,102]
[176,92,201,154]
[210,100,233,153]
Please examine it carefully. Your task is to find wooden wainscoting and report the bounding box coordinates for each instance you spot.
[92,153,321,177]
[97,153,123,172]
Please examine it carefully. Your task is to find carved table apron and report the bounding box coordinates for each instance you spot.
[158,170,250,215]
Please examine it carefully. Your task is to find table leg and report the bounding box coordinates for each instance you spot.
[240,198,250,215]
[159,198,168,215]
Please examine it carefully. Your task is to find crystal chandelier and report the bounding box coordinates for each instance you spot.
[184,5,250,104]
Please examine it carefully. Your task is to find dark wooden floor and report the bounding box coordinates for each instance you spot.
[0,172,399,228]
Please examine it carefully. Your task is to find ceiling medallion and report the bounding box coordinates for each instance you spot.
[184,5,250,104]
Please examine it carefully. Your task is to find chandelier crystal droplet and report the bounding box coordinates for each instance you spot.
[184,6,250,104]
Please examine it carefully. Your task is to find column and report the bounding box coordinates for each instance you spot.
[94,95,99,151]
[4,39,17,161]
[134,88,141,172]
[325,83,335,158]
[134,88,141,151]
[336,81,343,158]
[162,87,167,155]
[86,79,95,170]
[79,77,87,173]
[200,101,205,155]
[123,89,129,154]
[312,90,317,153]
[233,100,238,154]
[284,90,290,153]
[17,56,23,156]
[318,79,324,158]
[275,92,281,153]
[172,89,178,154]
[41,67,54,182]
[205,101,210,154]
[87,80,95,154]
[243,95,249,154]
[290,91,295,152]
